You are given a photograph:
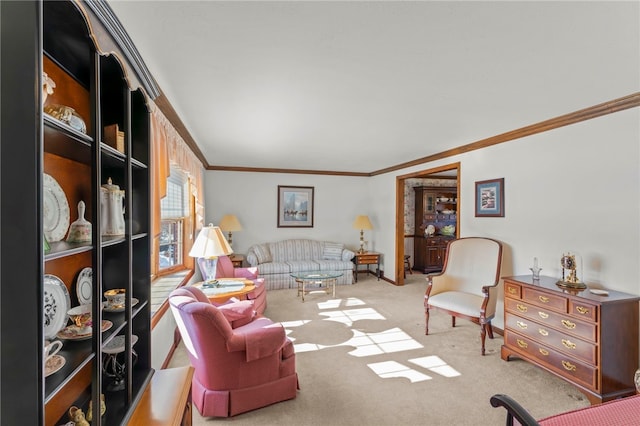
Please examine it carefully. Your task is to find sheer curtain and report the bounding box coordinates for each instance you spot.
[149,100,205,276]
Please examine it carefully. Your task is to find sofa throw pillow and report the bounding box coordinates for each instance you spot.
[323,242,344,260]
[253,244,272,264]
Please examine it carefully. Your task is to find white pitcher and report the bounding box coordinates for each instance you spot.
[101,178,125,236]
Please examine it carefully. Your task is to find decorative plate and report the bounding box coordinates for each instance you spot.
[57,319,113,341]
[43,274,71,339]
[103,298,139,313]
[43,173,70,242]
[45,354,66,377]
[76,267,92,305]
[103,334,139,354]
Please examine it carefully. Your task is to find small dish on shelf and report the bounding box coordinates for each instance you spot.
[44,354,66,377]
[44,104,87,134]
[44,274,71,339]
[57,319,112,341]
[103,298,139,313]
[75,267,92,305]
[43,173,70,242]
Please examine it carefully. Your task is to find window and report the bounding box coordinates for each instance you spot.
[158,168,189,274]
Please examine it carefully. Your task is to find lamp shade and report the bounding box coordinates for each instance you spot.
[219,214,243,232]
[353,215,373,230]
[189,224,233,258]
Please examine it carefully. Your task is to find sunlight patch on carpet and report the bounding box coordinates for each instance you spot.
[319,307,385,326]
[367,361,432,383]
[343,328,423,357]
[409,355,461,378]
[317,297,366,310]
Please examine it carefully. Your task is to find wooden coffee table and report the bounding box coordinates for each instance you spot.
[192,278,255,304]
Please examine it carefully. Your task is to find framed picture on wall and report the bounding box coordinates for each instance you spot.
[277,185,314,227]
[475,178,504,217]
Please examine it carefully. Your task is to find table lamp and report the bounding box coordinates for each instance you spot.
[189,224,233,286]
[219,214,243,247]
[353,215,373,254]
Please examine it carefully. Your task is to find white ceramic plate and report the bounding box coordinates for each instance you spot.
[103,298,139,313]
[103,334,139,354]
[44,354,66,378]
[57,319,113,341]
[43,274,71,339]
[43,173,70,242]
[76,267,92,305]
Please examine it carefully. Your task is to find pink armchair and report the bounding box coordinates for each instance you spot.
[198,256,267,314]
[169,286,298,417]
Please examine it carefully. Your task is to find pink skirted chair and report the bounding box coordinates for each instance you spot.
[169,286,298,417]
[198,256,267,314]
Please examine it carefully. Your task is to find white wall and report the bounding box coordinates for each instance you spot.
[204,172,373,255]
[203,107,640,332]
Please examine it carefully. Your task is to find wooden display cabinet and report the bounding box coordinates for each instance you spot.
[413,186,457,273]
[1,1,154,424]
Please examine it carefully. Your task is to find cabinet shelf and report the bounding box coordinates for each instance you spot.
[45,241,93,261]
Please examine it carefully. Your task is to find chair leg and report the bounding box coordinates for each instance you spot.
[480,324,487,356]
[425,308,430,335]
[451,316,456,328]
[486,321,494,339]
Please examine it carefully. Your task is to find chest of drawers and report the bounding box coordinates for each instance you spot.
[501,275,639,404]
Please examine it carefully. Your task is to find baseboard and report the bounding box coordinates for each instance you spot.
[161,327,182,369]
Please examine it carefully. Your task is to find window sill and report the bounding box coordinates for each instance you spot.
[151,268,195,328]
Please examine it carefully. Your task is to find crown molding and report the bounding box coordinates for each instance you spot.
[83,0,160,99]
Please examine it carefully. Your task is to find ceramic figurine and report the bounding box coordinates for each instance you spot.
[68,406,89,426]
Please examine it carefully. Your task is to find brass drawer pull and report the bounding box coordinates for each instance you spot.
[576,306,590,315]
[538,329,549,337]
[516,321,528,329]
[538,311,549,319]
[508,287,517,294]
[562,319,576,329]
[539,348,549,356]
[562,339,577,350]
[539,296,550,303]
[562,361,577,371]
[517,339,528,349]
[517,304,528,312]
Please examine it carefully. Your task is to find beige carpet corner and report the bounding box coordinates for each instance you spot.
[168,273,588,425]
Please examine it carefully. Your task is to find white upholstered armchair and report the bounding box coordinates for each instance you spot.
[424,237,503,355]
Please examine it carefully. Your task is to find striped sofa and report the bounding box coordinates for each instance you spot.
[246,239,355,291]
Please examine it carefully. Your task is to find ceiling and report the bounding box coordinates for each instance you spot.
[106,1,638,174]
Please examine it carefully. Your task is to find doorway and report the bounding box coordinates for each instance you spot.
[394,162,460,285]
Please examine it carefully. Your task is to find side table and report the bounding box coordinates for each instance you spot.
[229,254,244,268]
[353,252,381,282]
[192,278,255,304]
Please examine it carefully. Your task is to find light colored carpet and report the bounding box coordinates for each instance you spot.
[168,273,589,425]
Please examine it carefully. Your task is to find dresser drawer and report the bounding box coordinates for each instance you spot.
[505,313,596,364]
[504,281,521,299]
[504,330,598,391]
[523,287,568,312]
[505,298,597,342]
[569,299,598,323]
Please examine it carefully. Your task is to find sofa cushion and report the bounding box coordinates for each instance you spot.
[253,244,273,264]
[315,259,353,272]
[270,239,323,261]
[323,242,344,260]
[257,262,291,275]
[287,260,321,273]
